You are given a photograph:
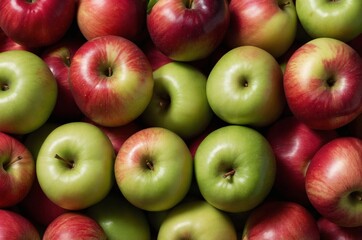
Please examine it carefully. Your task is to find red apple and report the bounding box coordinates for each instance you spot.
[142,39,172,71]
[0,209,40,239]
[318,217,362,240]
[305,137,362,227]
[0,132,35,208]
[147,0,230,61]
[0,0,76,48]
[0,28,29,52]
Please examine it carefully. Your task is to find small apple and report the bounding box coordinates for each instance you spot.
[317,217,362,240]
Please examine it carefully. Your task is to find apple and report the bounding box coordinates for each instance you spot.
[206,45,285,127]
[0,0,76,48]
[194,125,276,213]
[85,191,151,240]
[296,0,362,42]
[283,37,362,130]
[142,39,172,71]
[69,35,154,127]
[141,62,213,140]
[305,137,362,227]
[0,132,35,208]
[0,50,58,135]
[266,116,338,206]
[226,0,298,58]
[242,201,320,240]
[36,122,115,210]
[317,217,362,240]
[0,28,29,52]
[157,200,238,240]
[0,209,40,240]
[147,0,230,61]
[42,212,107,240]
[114,127,193,211]
[77,0,147,42]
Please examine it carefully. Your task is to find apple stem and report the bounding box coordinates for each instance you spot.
[351,191,362,201]
[107,67,113,77]
[65,56,71,67]
[1,83,9,91]
[279,1,291,9]
[54,154,75,169]
[3,156,23,170]
[224,169,236,178]
[146,160,154,171]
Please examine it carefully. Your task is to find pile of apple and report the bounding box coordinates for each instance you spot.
[0,0,361,239]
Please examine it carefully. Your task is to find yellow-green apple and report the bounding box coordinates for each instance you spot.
[226,0,298,58]
[114,127,193,211]
[283,37,362,130]
[42,212,107,240]
[317,217,362,240]
[0,209,40,240]
[305,137,362,227]
[0,132,35,208]
[206,46,285,127]
[242,201,320,240]
[296,0,362,42]
[0,0,76,48]
[157,200,237,240]
[141,62,213,140]
[36,122,115,210]
[147,0,230,61]
[77,0,147,43]
[69,35,154,127]
[266,116,338,206]
[0,50,58,135]
[194,125,276,213]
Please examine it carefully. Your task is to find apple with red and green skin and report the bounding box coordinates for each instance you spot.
[0,0,76,48]
[0,209,40,240]
[317,217,362,240]
[77,0,147,42]
[0,132,35,208]
[194,125,276,213]
[283,37,362,130]
[36,122,115,210]
[242,201,320,240]
[157,200,238,240]
[0,50,58,135]
[114,127,193,211]
[147,0,230,62]
[85,191,151,240]
[296,0,362,42]
[305,137,362,227]
[69,35,154,127]
[225,0,298,58]
[206,45,285,127]
[43,212,107,240]
[266,116,338,206]
[141,62,213,140]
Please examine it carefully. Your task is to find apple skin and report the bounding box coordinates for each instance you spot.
[296,0,362,42]
[0,28,30,52]
[0,0,76,48]
[36,122,115,210]
[226,0,297,58]
[114,127,193,211]
[0,209,40,240]
[266,116,338,206]
[242,201,320,240]
[283,37,362,130]
[42,212,107,240]
[141,62,213,140]
[0,132,35,208]
[157,200,238,240]
[69,35,154,127]
[77,0,147,42]
[305,137,362,227]
[147,0,230,61]
[317,217,362,240]
[0,50,58,135]
[194,125,276,213]
[206,45,285,127]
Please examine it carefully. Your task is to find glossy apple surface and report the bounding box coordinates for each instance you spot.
[317,217,362,240]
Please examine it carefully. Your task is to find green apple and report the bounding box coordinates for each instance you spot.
[194,125,276,213]
[157,200,237,240]
[86,191,151,240]
[296,0,362,42]
[141,62,213,140]
[206,46,285,127]
[0,50,57,134]
[36,122,115,210]
[114,127,193,211]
